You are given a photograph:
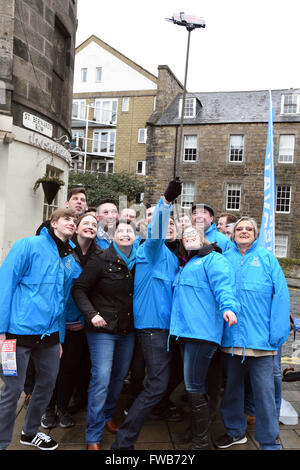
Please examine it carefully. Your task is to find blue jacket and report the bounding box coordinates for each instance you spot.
[205,223,232,253]
[221,240,290,351]
[0,228,77,343]
[133,198,179,330]
[169,249,239,344]
[62,259,84,337]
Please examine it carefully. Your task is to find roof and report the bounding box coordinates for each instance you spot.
[76,35,158,85]
[155,88,300,126]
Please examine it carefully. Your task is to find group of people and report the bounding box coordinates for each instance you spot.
[0,179,291,451]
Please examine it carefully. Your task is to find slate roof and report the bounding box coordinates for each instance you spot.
[154,88,300,126]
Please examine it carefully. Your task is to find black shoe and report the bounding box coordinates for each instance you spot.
[149,407,182,422]
[58,409,74,428]
[41,409,58,429]
[20,432,58,450]
[214,433,247,449]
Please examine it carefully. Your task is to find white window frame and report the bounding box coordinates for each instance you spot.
[72,99,86,120]
[226,184,241,211]
[278,135,295,163]
[183,135,197,162]
[94,99,118,125]
[71,129,84,150]
[229,135,244,163]
[95,67,102,82]
[280,94,300,115]
[81,68,88,82]
[122,97,129,112]
[275,235,288,258]
[181,182,195,208]
[178,97,196,118]
[92,129,116,156]
[138,128,147,144]
[276,185,292,213]
[136,160,146,175]
[91,160,114,174]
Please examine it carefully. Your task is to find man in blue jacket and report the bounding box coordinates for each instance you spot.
[0,208,77,451]
[192,203,232,253]
[111,179,182,450]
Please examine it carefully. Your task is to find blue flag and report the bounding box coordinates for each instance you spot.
[259,91,275,253]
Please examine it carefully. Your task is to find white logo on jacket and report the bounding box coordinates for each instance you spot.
[249,256,261,267]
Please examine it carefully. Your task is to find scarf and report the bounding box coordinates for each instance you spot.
[113,241,137,271]
[48,227,73,258]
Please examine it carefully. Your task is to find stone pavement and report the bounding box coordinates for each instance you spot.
[2,283,300,452]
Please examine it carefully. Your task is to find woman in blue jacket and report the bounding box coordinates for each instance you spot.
[169,225,238,450]
[214,217,290,451]
[41,213,99,429]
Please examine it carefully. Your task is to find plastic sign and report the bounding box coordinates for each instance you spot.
[166,12,206,29]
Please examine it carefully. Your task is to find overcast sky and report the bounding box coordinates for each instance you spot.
[76,0,300,93]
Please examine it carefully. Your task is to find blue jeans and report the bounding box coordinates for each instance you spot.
[86,331,135,445]
[244,346,282,420]
[0,343,60,450]
[111,329,172,449]
[274,346,282,420]
[221,353,280,450]
[181,340,218,393]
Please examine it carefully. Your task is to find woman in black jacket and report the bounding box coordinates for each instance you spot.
[71,219,137,450]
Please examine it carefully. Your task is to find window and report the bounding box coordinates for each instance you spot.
[276,185,291,213]
[92,130,116,156]
[122,97,129,112]
[183,135,197,162]
[281,94,300,114]
[81,68,88,82]
[136,161,146,175]
[138,128,147,143]
[179,97,196,118]
[96,67,102,82]
[71,129,84,150]
[229,135,244,162]
[181,182,195,208]
[91,160,114,174]
[278,135,295,163]
[94,99,118,125]
[275,235,288,258]
[226,184,241,211]
[72,99,86,120]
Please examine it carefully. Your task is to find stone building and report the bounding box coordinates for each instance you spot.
[71,35,159,182]
[145,84,300,258]
[0,0,77,261]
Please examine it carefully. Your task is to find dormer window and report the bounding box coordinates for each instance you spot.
[281,93,300,114]
[179,97,196,118]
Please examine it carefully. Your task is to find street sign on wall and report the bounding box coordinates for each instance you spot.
[23,112,53,138]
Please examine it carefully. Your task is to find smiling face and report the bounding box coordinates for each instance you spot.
[98,203,119,228]
[51,215,77,241]
[217,216,227,234]
[234,220,255,251]
[182,226,204,251]
[76,215,98,241]
[192,208,213,232]
[114,222,136,248]
[166,218,177,242]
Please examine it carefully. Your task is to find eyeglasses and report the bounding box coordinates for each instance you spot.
[236,226,254,232]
